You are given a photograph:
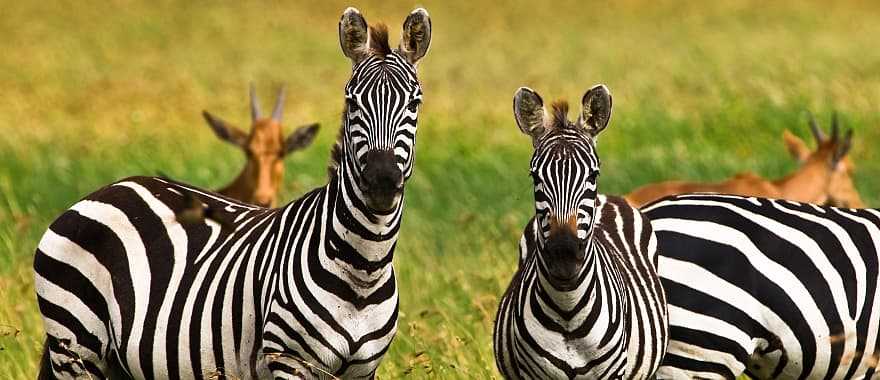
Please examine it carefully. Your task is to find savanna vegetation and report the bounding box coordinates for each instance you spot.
[1,1,879,378]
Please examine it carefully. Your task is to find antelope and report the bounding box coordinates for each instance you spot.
[202,85,319,207]
[625,113,864,208]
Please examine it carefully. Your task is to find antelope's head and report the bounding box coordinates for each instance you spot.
[203,86,320,207]
[782,112,863,208]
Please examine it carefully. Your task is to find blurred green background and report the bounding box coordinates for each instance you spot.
[1,0,879,378]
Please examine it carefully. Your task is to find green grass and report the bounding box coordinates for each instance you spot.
[2,0,880,378]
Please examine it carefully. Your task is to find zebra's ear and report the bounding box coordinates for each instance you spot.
[202,111,248,147]
[578,84,613,137]
[514,87,548,142]
[399,8,431,65]
[339,7,369,64]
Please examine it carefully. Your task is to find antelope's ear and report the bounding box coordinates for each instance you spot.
[399,8,431,65]
[283,123,320,156]
[513,87,548,143]
[202,111,248,147]
[782,130,811,163]
[578,84,613,137]
[339,7,369,63]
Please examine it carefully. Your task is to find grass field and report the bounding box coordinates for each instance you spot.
[2,0,880,378]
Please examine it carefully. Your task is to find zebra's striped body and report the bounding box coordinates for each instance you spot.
[644,194,880,379]
[493,86,668,379]
[36,176,397,379]
[34,7,431,379]
[495,196,669,379]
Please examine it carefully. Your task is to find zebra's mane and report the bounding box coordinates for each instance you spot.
[328,113,343,180]
[539,100,595,158]
[368,23,392,57]
[549,100,572,130]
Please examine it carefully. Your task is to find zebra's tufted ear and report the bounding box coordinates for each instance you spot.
[514,87,548,143]
[399,8,431,65]
[339,7,369,63]
[578,84,613,137]
[202,111,248,147]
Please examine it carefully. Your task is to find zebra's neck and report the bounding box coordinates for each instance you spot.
[534,243,601,318]
[520,242,627,357]
[321,159,403,287]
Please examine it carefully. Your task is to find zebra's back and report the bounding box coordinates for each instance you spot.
[644,193,880,379]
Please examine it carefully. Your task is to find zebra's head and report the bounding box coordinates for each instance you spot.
[332,7,431,214]
[514,85,613,288]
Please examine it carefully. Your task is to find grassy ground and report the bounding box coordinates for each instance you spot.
[2,0,880,378]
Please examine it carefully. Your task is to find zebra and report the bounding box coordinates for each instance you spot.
[642,193,880,379]
[33,7,431,379]
[493,85,669,379]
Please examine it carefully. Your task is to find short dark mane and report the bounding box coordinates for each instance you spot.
[328,112,344,180]
[550,100,571,130]
[369,23,392,56]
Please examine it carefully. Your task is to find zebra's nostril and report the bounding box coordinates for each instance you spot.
[360,149,404,212]
[543,228,585,285]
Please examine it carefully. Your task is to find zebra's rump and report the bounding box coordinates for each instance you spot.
[33,176,288,378]
[644,193,880,379]
[34,175,402,379]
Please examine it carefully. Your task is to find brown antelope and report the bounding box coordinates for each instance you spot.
[202,85,319,207]
[625,113,864,208]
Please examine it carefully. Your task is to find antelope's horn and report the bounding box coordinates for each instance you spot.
[830,112,840,143]
[272,85,287,122]
[250,83,262,122]
[807,111,825,143]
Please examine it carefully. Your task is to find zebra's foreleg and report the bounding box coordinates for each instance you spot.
[38,335,110,380]
[265,352,323,380]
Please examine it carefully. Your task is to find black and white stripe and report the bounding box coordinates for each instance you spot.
[33,7,431,379]
[494,86,668,379]
[643,193,880,379]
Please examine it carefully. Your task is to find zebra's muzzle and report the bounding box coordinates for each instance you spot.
[543,227,587,289]
[360,149,404,213]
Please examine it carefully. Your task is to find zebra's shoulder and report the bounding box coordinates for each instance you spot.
[597,194,650,228]
[595,194,657,260]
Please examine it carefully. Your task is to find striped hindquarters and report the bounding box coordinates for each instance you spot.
[644,194,880,379]
[33,176,287,379]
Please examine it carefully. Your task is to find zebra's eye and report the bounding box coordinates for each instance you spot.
[346,98,358,111]
[407,99,421,113]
